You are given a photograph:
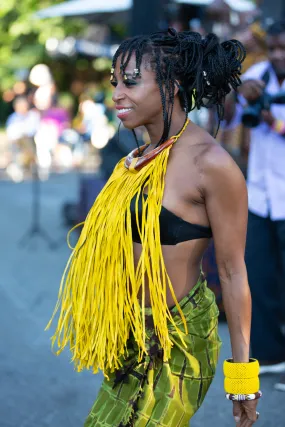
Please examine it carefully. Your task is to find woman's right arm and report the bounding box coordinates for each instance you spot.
[199,143,259,426]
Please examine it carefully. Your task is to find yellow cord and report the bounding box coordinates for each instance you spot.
[46,120,189,377]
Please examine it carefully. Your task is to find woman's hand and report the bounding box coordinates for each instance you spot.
[233,400,259,426]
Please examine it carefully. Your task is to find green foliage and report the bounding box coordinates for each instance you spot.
[0,0,84,90]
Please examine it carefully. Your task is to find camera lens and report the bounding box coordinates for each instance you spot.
[242,103,263,128]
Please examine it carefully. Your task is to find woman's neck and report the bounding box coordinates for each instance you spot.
[145,108,187,149]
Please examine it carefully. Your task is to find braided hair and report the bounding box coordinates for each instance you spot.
[112,28,246,145]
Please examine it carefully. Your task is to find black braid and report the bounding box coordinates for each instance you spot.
[132,129,142,155]
[112,28,245,143]
[121,37,141,74]
[155,50,168,144]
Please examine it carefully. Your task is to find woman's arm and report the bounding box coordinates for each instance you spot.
[200,144,250,362]
[200,143,260,425]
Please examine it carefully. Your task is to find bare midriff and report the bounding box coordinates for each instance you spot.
[134,237,210,307]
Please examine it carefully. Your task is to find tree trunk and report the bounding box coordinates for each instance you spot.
[260,0,285,21]
[130,0,164,36]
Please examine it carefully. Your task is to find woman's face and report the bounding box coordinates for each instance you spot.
[111,53,163,129]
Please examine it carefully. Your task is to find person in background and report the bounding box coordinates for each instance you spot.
[6,95,40,182]
[202,21,268,318]
[225,20,285,391]
[221,21,268,177]
[34,92,71,174]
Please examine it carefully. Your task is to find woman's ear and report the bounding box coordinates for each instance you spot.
[174,80,182,96]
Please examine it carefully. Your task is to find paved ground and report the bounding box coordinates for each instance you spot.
[0,172,283,427]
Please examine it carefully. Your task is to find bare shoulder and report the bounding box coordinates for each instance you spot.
[198,138,243,173]
[183,125,247,195]
[199,141,247,196]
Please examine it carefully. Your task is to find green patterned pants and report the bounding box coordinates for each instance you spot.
[85,274,222,426]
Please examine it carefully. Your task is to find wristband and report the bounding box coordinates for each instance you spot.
[272,119,285,135]
[224,358,260,395]
[224,376,260,394]
[223,358,260,379]
[226,390,262,401]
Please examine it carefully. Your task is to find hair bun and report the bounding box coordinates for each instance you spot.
[199,35,245,112]
[202,33,220,56]
[168,27,178,37]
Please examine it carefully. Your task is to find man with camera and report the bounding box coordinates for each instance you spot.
[228,20,285,391]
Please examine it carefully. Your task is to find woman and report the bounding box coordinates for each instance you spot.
[47,29,261,426]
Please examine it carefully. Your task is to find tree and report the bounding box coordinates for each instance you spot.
[0,0,84,90]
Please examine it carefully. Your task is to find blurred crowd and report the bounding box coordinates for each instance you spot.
[2,64,116,182]
[0,15,271,184]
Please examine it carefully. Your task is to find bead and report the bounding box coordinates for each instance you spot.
[202,70,211,86]
[225,390,262,401]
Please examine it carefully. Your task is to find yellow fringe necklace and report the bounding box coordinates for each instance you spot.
[47,120,189,377]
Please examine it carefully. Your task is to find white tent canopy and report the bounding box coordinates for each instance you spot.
[36,0,255,18]
[175,0,213,5]
[36,0,132,18]
[224,0,256,12]
[176,0,255,12]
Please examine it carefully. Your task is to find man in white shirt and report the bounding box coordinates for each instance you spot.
[229,20,285,389]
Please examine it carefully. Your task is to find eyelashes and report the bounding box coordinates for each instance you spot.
[111,80,137,88]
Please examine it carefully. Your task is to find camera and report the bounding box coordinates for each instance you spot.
[242,91,285,128]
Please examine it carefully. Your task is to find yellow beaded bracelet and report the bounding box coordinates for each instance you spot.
[223,358,260,379]
[224,376,260,394]
[224,358,260,394]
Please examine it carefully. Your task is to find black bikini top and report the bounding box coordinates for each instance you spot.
[130,193,212,246]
